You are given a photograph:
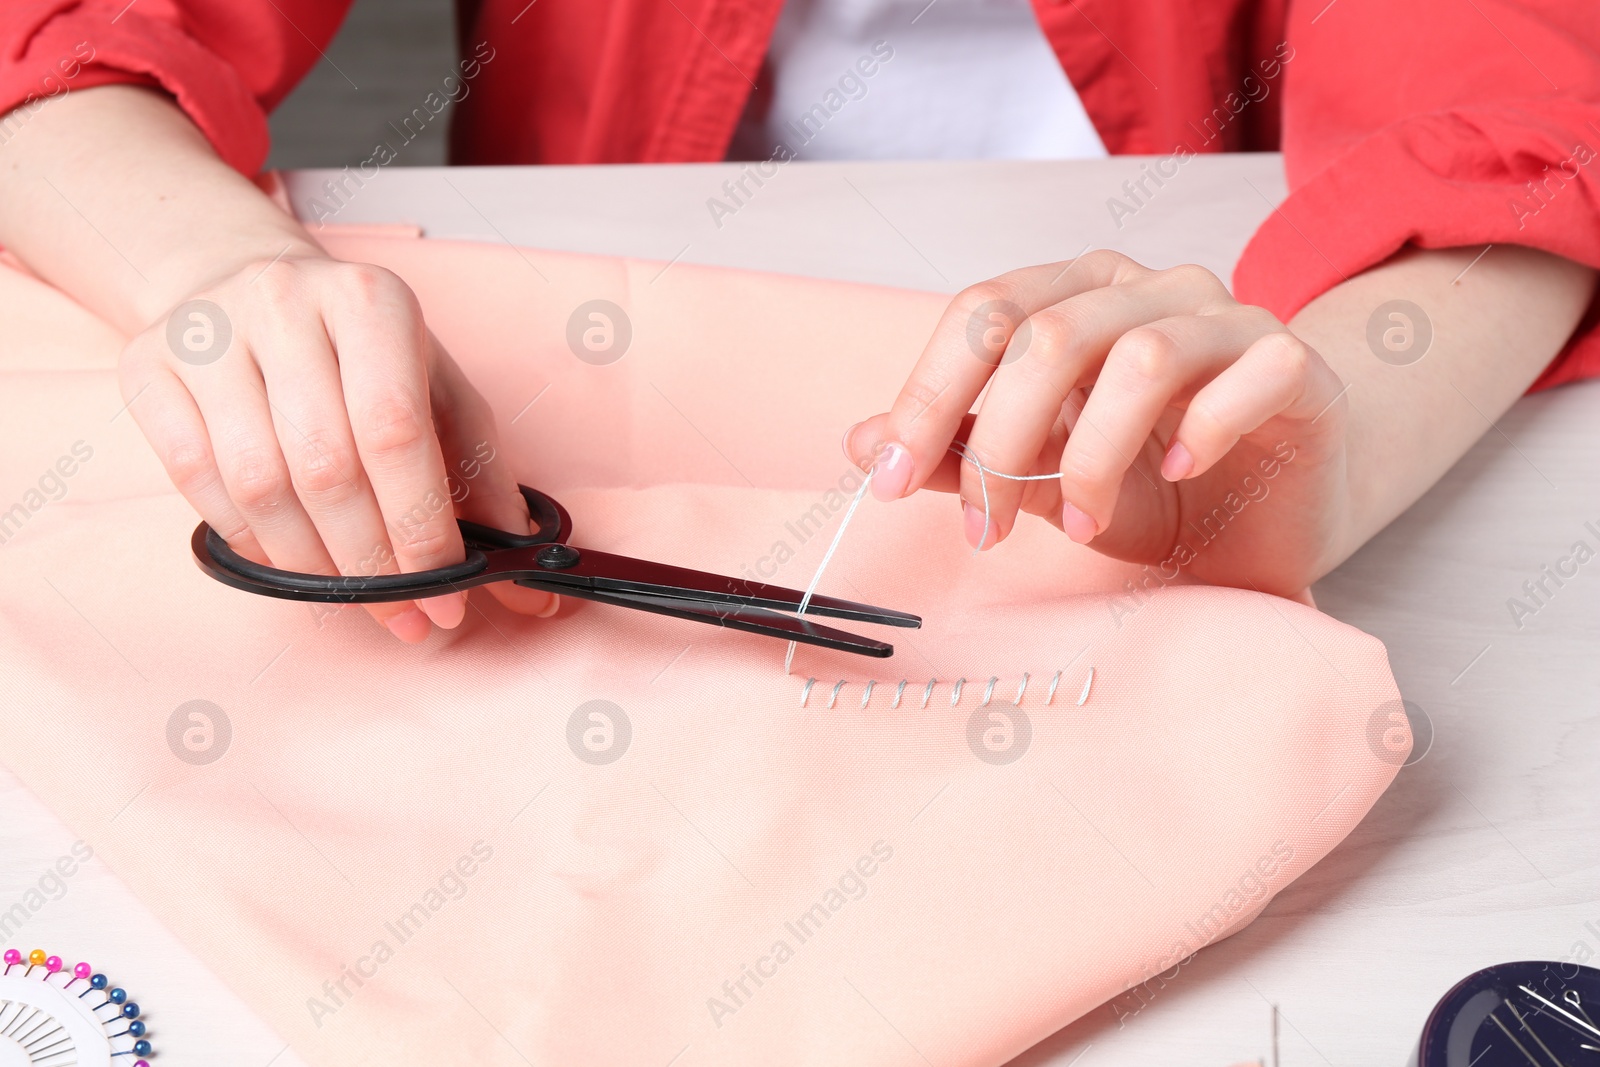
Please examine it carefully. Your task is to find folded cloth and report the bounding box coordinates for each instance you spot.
[0,233,1406,1067]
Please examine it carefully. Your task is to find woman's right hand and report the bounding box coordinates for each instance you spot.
[118,251,558,642]
[1,86,556,641]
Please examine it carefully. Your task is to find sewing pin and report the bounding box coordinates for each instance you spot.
[110,1038,153,1058]
[14,1013,55,1046]
[0,1011,34,1043]
[2,949,19,974]
[79,972,109,998]
[1520,985,1600,1039]
[63,961,92,988]
[22,1017,64,1043]
[1523,998,1600,1046]
[1565,988,1598,1030]
[94,986,129,1012]
[24,949,45,976]
[28,1034,72,1059]
[3,1007,41,1040]
[1504,1000,1569,1067]
[1487,1008,1547,1067]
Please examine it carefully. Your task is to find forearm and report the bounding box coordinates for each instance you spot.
[0,84,323,334]
[1289,244,1597,570]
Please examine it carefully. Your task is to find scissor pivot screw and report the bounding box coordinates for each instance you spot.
[535,544,581,569]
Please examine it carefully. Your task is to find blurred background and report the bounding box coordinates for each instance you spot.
[266,0,456,170]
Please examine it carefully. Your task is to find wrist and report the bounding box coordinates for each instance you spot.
[133,228,328,329]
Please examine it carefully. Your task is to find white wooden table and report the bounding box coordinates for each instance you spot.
[3,155,1595,1067]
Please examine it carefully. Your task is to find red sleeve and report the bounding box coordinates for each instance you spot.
[1232,0,1600,391]
[0,0,352,176]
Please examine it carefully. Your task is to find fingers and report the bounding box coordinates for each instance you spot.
[127,256,562,641]
[847,250,1138,501]
[428,339,560,619]
[321,265,468,632]
[167,340,338,577]
[1056,307,1276,542]
[1165,330,1345,480]
[247,290,435,637]
[119,358,268,565]
[955,278,1184,547]
[127,329,428,639]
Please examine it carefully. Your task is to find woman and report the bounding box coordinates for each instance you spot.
[1,0,1595,640]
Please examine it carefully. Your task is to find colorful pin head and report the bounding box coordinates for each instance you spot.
[8,947,156,1064]
[64,959,93,988]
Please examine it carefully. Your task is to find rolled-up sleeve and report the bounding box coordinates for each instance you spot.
[1232,0,1600,390]
[0,0,351,175]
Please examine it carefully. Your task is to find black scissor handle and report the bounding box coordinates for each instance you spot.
[459,486,568,550]
[191,485,571,604]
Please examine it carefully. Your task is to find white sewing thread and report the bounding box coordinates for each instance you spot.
[785,467,875,675]
[784,443,1066,676]
[799,669,1094,710]
[949,441,1065,555]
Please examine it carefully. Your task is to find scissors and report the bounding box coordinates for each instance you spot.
[190,484,920,657]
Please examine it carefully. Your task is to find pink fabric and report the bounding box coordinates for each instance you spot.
[0,233,1406,1066]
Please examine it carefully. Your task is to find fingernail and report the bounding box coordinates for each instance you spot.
[384,607,431,643]
[1061,501,1098,544]
[534,593,561,618]
[841,422,860,464]
[962,501,995,551]
[1161,441,1194,481]
[870,441,913,502]
[420,591,467,629]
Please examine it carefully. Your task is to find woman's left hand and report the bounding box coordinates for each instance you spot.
[841,250,1352,597]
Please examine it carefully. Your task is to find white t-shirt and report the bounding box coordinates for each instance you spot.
[728,0,1107,161]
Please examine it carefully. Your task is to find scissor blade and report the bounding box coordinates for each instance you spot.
[550,586,896,657]
[524,548,921,628]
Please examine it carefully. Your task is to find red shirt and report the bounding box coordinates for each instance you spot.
[4,0,1598,387]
